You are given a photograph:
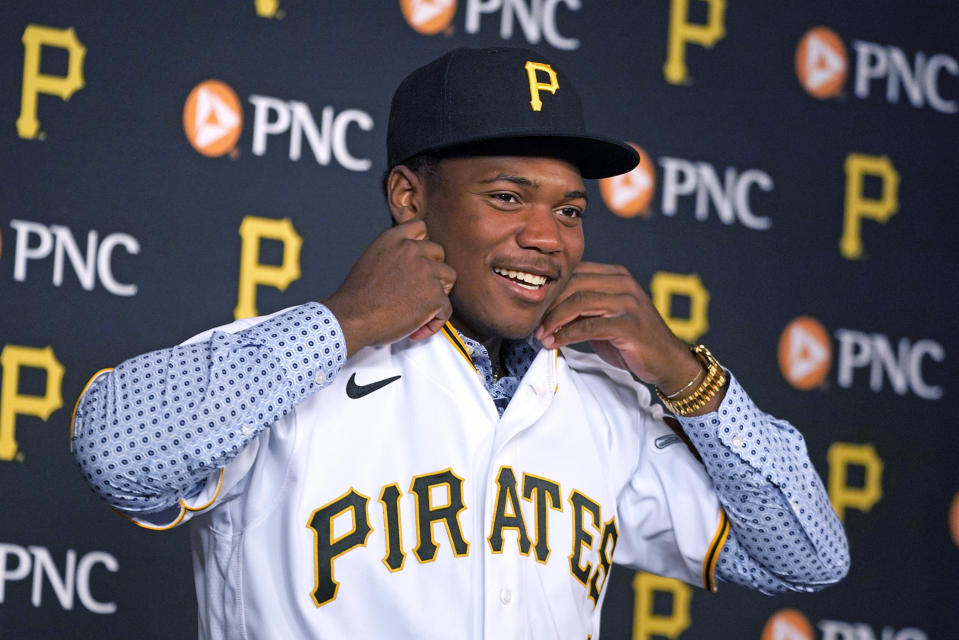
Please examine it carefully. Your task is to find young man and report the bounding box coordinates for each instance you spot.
[72,48,848,639]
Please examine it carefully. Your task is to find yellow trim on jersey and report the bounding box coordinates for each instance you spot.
[442,322,562,395]
[702,509,730,592]
[115,504,186,531]
[183,468,225,512]
[70,367,114,439]
[441,322,477,371]
[115,468,226,530]
[552,349,559,392]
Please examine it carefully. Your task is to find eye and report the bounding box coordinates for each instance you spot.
[490,192,520,204]
[557,206,584,219]
[485,192,523,210]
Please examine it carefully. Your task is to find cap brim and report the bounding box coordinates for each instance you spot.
[401,132,639,180]
[548,133,640,179]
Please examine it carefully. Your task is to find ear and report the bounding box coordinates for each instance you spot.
[387,165,426,225]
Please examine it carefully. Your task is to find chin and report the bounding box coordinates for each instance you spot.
[496,325,537,341]
[452,306,542,343]
[485,314,543,341]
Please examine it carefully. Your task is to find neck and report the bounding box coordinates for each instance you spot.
[447,319,508,378]
[447,315,504,356]
[487,341,505,380]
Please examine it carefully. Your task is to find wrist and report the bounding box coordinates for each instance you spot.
[321,297,369,357]
[654,344,705,396]
[656,345,728,416]
[662,365,705,400]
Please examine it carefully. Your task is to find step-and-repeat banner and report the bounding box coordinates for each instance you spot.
[1,1,956,638]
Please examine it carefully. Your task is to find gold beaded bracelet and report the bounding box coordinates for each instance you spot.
[655,345,728,416]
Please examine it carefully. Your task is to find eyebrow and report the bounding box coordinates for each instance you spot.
[479,174,589,202]
[479,174,535,187]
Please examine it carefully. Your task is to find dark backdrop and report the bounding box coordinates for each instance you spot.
[2,1,956,638]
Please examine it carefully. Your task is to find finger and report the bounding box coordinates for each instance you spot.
[543,314,628,349]
[434,262,457,294]
[408,324,437,341]
[572,261,631,276]
[393,219,428,240]
[553,272,638,302]
[538,291,633,338]
[416,238,446,263]
[409,302,452,341]
[545,267,640,313]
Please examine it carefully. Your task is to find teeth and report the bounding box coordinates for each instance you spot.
[494,268,548,287]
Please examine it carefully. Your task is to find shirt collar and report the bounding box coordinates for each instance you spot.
[457,332,540,382]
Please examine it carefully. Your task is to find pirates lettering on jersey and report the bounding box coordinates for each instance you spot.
[522,472,562,563]
[307,488,372,607]
[410,468,470,562]
[588,518,618,606]
[305,467,615,608]
[379,483,406,571]
[569,490,602,586]
[488,466,533,556]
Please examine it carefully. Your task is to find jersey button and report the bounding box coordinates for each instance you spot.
[731,435,744,449]
[315,370,327,385]
[499,588,512,605]
[241,424,253,436]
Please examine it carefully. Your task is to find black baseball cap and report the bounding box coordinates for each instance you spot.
[387,47,639,179]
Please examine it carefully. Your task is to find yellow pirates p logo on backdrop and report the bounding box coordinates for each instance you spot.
[17,24,86,140]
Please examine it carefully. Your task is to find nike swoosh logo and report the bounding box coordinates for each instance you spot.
[346,373,401,399]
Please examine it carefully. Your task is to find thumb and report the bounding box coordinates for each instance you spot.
[409,315,447,341]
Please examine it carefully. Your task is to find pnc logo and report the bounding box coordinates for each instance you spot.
[762,608,814,640]
[0,542,118,613]
[400,0,582,51]
[795,26,958,113]
[181,81,373,170]
[599,144,655,219]
[778,316,832,390]
[778,316,944,400]
[795,26,848,99]
[183,80,243,157]
[763,608,929,640]
[401,0,457,35]
[596,143,775,230]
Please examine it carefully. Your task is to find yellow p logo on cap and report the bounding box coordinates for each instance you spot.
[524,61,559,112]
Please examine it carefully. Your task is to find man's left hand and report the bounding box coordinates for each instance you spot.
[536,262,703,395]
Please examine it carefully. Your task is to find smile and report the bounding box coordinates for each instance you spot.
[492,267,549,290]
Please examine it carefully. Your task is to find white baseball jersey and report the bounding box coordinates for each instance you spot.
[125,316,726,640]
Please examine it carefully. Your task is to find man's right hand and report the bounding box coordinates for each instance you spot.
[323,220,456,356]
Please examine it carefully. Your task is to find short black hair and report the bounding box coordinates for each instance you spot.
[380,153,443,200]
[383,153,443,226]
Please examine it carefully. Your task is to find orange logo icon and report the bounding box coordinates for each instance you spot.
[599,144,655,219]
[779,316,832,390]
[400,0,457,35]
[796,26,848,99]
[183,80,243,157]
[950,491,959,548]
[762,608,815,640]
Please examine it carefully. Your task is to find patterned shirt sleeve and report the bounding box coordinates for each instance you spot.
[676,375,850,593]
[70,302,346,514]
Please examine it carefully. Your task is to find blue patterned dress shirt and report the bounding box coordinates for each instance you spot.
[71,302,849,594]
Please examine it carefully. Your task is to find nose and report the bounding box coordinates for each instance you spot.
[515,206,563,254]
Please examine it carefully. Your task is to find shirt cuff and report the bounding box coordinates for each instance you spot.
[673,373,800,487]
[237,301,347,393]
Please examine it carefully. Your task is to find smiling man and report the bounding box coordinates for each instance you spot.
[71,48,848,639]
